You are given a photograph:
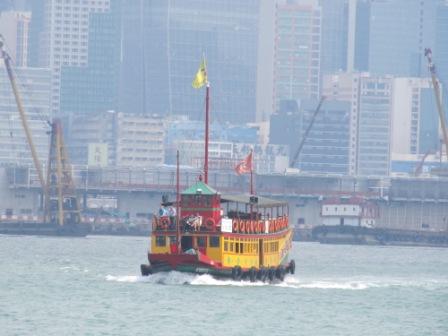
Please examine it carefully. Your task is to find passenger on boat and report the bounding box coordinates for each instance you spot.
[168,206,176,229]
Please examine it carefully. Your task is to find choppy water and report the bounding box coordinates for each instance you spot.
[1,236,447,336]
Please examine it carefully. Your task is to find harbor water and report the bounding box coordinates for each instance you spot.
[1,236,447,336]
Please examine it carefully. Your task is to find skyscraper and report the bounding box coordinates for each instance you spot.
[0,11,31,66]
[273,2,322,110]
[60,0,121,116]
[319,0,348,75]
[34,0,111,115]
[369,0,437,77]
[357,75,394,176]
[120,1,260,123]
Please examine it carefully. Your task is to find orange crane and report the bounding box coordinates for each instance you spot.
[0,37,81,228]
[424,48,448,161]
[0,38,46,188]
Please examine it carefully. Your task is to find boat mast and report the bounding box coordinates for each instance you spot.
[250,149,254,195]
[176,150,181,253]
[204,82,210,183]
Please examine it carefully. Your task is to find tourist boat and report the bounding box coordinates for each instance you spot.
[140,59,294,282]
[140,179,295,282]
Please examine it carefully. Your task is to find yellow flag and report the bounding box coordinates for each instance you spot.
[192,58,207,89]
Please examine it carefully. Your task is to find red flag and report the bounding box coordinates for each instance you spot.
[235,151,253,175]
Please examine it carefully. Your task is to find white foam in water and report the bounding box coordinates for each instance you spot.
[105,272,448,290]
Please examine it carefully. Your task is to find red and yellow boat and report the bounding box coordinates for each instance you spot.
[140,179,294,282]
[140,59,294,281]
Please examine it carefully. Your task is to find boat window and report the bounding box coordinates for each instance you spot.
[169,236,177,244]
[224,241,228,251]
[209,236,220,248]
[239,243,243,254]
[155,235,166,247]
[230,242,234,252]
[197,236,206,248]
[235,242,239,253]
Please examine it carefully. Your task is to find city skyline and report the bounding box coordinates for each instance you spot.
[0,0,447,177]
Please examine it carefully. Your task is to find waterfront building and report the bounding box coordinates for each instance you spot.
[391,78,439,156]
[115,112,164,168]
[65,111,164,168]
[0,11,31,67]
[368,0,437,77]
[64,111,116,166]
[0,66,51,166]
[273,2,321,110]
[120,1,260,123]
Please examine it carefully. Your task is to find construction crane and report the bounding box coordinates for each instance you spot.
[0,37,81,228]
[424,48,448,161]
[0,37,46,188]
[290,96,326,168]
[45,120,81,227]
[414,149,432,177]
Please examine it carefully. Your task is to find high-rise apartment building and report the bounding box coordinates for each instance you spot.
[322,72,362,175]
[323,72,394,176]
[0,11,31,67]
[0,66,51,166]
[273,2,321,111]
[369,0,437,77]
[357,75,394,176]
[120,1,260,123]
[34,0,111,115]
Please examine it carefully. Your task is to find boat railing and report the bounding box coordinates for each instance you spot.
[229,215,289,234]
[152,215,177,232]
[152,215,289,234]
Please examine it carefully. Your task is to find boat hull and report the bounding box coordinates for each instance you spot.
[141,252,295,282]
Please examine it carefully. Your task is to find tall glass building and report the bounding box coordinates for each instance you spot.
[120,1,260,123]
[60,0,121,116]
[319,0,348,75]
[369,0,437,77]
[273,2,321,110]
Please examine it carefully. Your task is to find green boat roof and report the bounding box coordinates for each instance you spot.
[182,181,219,195]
